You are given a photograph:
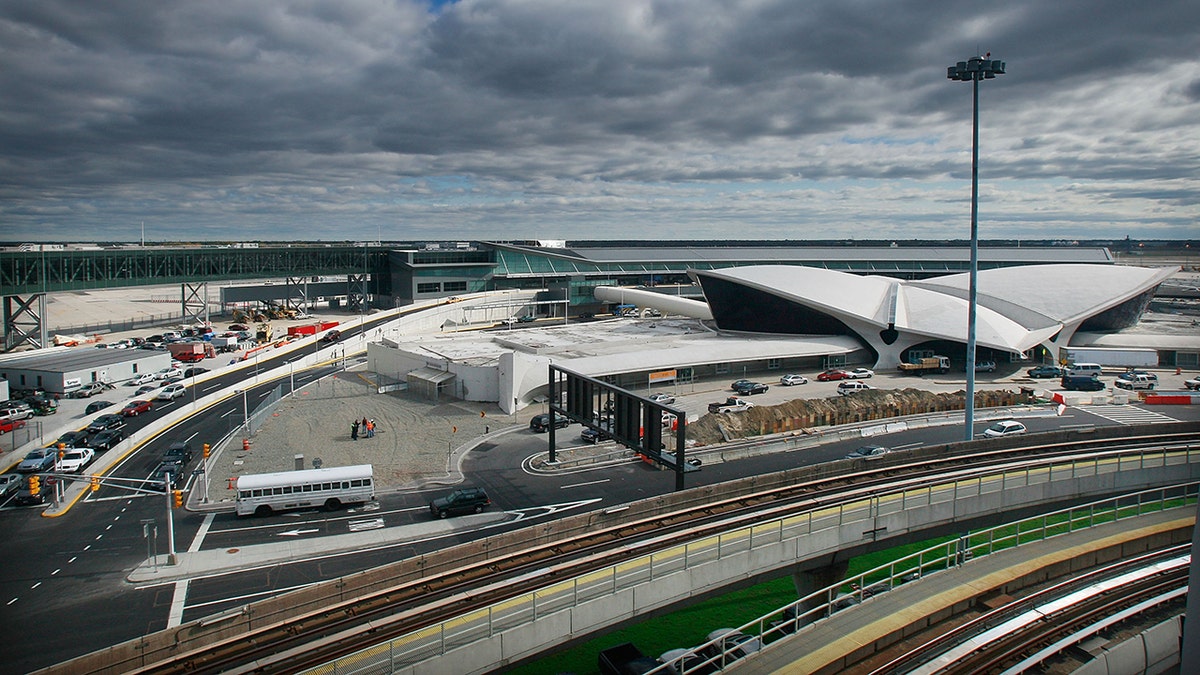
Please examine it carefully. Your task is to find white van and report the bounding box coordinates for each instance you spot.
[1066,363,1103,378]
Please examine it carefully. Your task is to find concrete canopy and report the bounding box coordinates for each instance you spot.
[690,264,1176,370]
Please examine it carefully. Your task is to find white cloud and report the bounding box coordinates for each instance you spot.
[0,0,1197,241]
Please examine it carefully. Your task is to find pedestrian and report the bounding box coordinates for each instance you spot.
[351,420,359,441]
[367,419,375,438]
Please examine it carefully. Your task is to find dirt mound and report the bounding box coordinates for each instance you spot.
[687,388,1027,445]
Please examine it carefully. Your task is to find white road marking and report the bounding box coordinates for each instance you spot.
[561,479,611,489]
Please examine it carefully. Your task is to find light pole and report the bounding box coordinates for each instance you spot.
[947,54,1005,441]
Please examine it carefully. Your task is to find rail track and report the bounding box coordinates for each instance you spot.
[880,543,1190,675]
[86,428,1200,674]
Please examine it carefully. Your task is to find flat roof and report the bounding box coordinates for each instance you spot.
[0,345,165,373]
[385,318,863,375]
[504,244,1114,265]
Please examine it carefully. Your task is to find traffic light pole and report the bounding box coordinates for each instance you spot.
[165,472,177,565]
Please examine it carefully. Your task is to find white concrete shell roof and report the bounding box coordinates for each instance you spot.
[910,264,1178,326]
[693,263,1174,355]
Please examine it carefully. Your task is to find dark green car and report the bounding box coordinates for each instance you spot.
[429,487,490,519]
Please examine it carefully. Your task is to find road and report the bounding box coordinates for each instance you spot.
[0,356,1197,673]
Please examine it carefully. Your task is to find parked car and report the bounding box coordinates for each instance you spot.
[817,369,851,382]
[183,367,209,378]
[780,374,809,386]
[85,399,115,414]
[983,420,1027,438]
[121,399,153,416]
[845,445,891,460]
[0,405,34,424]
[0,400,33,415]
[429,487,491,518]
[708,397,755,414]
[70,382,110,398]
[1027,365,1064,379]
[1114,373,1156,390]
[648,393,676,405]
[127,373,157,386]
[1186,376,1200,390]
[0,473,23,499]
[58,448,95,473]
[734,381,769,395]
[162,442,194,466]
[517,314,536,323]
[17,448,58,473]
[0,417,27,435]
[704,629,762,667]
[529,413,571,433]
[1122,369,1158,382]
[1061,375,1105,391]
[135,384,158,396]
[89,429,125,451]
[86,414,125,433]
[156,383,187,401]
[845,367,875,379]
[837,381,874,395]
[970,361,997,373]
[155,367,183,380]
[161,376,185,386]
[581,422,613,444]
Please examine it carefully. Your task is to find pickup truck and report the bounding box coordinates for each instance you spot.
[708,397,755,414]
[1114,373,1155,390]
[897,355,950,375]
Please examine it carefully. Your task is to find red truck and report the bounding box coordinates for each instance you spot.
[288,321,339,337]
[167,341,215,363]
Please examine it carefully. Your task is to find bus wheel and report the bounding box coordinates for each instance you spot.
[324,498,341,511]
[255,505,273,517]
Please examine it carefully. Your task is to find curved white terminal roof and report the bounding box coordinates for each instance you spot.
[691,263,1175,363]
[911,264,1178,326]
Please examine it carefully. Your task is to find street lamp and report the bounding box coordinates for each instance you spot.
[947,54,1005,441]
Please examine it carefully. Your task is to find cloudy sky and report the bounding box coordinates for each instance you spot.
[1,0,1197,243]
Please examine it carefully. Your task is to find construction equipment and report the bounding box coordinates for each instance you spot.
[255,322,273,343]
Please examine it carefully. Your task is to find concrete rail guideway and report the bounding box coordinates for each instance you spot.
[44,424,1200,675]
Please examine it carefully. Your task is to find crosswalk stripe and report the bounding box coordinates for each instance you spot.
[1079,404,1179,425]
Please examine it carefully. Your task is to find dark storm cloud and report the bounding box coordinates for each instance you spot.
[0,0,1197,241]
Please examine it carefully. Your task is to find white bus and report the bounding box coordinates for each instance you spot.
[235,464,375,516]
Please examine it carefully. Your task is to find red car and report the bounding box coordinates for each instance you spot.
[817,369,851,382]
[0,418,27,435]
[121,399,153,417]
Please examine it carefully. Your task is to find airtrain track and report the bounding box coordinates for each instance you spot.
[874,544,1190,675]
[94,428,1200,674]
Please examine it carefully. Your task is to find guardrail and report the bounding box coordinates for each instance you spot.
[301,443,1200,674]
[658,482,1199,674]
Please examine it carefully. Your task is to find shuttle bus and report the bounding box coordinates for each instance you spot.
[235,464,374,516]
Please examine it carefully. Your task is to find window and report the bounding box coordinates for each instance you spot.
[417,282,441,294]
[443,281,467,292]
[715,363,730,375]
[767,358,781,370]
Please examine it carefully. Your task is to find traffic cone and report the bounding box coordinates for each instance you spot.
[242,438,250,451]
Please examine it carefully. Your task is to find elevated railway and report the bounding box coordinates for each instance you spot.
[44,424,1200,675]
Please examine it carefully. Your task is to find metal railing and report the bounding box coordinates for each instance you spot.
[659,482,1199,674]
[302,450,1199,675]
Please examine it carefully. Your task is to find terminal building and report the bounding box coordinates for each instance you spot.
[370,245,1192,413]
